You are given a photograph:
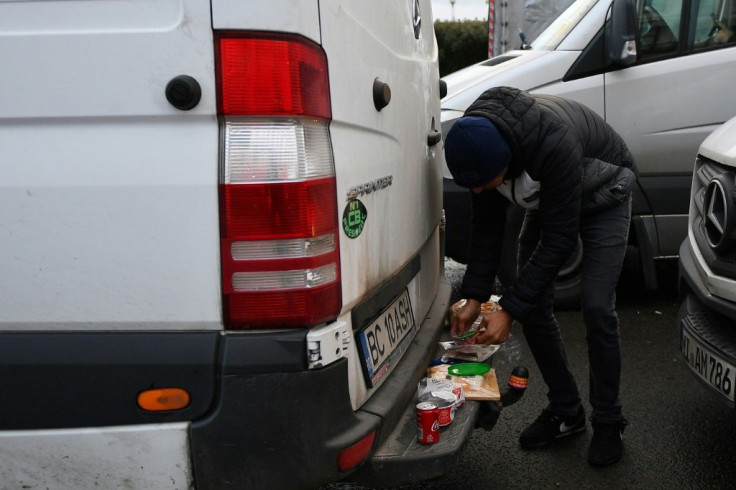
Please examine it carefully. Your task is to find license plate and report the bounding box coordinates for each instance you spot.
[357,289,416,388]
[681,328,736,402]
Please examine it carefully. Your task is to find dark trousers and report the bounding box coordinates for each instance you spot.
[516,195,631,424]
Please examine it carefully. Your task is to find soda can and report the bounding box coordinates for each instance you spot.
[416,401,440,444]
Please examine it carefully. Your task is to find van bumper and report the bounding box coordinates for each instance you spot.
[190,278,455,490]
[0,276,517,489]
[678,240,736,408]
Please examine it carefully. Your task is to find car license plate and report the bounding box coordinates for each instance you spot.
[681,328,736,402]
[357,289,416,388]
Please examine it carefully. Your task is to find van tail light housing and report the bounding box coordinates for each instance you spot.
[216,32,341,329]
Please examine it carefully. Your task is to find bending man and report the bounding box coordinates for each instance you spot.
[445,86,637,466]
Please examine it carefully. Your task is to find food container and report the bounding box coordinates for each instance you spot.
[420,390,457,427]
[448,362,491,376]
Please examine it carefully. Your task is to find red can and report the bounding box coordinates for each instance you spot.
[416,402,440,444]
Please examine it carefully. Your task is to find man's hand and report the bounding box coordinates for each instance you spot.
[450,299,481,339]
[475,309,512,345]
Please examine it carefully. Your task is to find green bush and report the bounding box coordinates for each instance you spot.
[435,20,488,77]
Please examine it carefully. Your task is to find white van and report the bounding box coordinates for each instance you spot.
[441,0,736,306]
[679,114,736,408]
[0,1,456,488]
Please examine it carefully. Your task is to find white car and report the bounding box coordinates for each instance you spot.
[441,0,736,308]
[679,114,736,408]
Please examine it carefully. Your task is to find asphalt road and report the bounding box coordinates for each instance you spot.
[335,258,736,489]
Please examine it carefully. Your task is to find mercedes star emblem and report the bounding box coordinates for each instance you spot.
[704,174,735,252]
[413,0,422,39]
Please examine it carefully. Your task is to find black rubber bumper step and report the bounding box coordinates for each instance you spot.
[348,366,528,488]
[348,396,484,488]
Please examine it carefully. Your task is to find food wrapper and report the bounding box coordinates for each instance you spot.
[438,341,500,362]
[443,298,502,361]
[427,364,500,401]
[417,376,453,398]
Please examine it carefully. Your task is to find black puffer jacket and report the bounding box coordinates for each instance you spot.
[459,87,637,321]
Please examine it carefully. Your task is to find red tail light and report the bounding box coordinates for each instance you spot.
[216,32,341,328]
[338,431,376,472]
[217,33,331,118]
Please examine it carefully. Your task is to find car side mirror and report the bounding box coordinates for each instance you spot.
[606,0,638,66]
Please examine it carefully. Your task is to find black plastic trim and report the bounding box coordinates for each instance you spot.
[219,329,308,375]
[678,243,736,408]
[479,54,520,67]
[680,294,736,364]
[678,294,736,409]
[190,353,372,490]
[350,395,483,487]
[563,27,606,82]
[690,161,736,278]
[680,239,736,323]
[632,216,658,290]
[693,219,736,278]
[0,331,218,430]
[189,278,454,490]
[636,174,692,216]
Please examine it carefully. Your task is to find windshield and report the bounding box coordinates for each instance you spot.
[532,0,602,50]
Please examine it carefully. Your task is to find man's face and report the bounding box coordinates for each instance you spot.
[471,169,508,194]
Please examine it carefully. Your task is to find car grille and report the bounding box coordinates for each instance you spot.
[692,156,736,278]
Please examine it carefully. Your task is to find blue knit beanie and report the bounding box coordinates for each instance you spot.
[444,116,512,188]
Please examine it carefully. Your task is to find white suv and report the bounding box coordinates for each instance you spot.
[0,1,454,488]
[679,115,736,408]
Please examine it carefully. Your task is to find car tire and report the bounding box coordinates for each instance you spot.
[445,203,585,310]
[552,236,584,310]
[506,208,583,310]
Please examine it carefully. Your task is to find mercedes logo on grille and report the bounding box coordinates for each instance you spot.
[703,174,736,252]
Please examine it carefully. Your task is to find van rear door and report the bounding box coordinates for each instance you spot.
[0,0,221,331]
[319,0,443,306]
[318,0,444,400]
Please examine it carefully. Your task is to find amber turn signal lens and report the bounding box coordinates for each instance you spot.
[137,388,190,412]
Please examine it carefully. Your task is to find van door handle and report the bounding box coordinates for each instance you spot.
[427,129,442,147]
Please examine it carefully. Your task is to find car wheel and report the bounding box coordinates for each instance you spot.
[553,236,583,310]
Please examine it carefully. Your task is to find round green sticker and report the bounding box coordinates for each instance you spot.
[342,199,367,239]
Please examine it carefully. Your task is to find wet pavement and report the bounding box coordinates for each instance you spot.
[331,258,736,489]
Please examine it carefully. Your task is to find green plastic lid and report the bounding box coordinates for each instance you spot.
[448,362,491,376]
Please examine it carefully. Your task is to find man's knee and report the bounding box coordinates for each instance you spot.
[581,294,616,325]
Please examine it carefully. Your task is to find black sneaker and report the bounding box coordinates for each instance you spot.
[588,418,628,466]
[519,406,586,449]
